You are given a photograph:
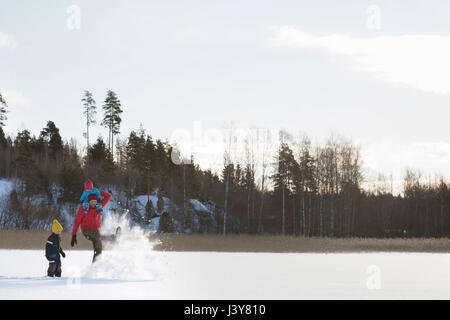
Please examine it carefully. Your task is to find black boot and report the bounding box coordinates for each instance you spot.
[47,262,56,277]
[92,250,101,263]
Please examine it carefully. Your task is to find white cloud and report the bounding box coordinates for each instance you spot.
[0,32,17,49]
[267,26,450,94]
[2,90,30,107]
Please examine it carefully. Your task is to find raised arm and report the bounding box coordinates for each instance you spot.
[100,190,112,208]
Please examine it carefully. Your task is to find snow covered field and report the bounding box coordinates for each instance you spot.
[1,248,450,299]
[1,213,449,299]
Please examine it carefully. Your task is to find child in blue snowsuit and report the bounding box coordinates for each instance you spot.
[80,179,103,213]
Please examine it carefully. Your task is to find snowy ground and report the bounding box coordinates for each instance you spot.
[1,248,450,299]
[1,212,449,299]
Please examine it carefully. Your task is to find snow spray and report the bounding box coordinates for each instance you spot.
[81,211,167,281]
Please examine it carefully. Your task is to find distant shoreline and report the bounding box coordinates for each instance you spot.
[1,230,450,253]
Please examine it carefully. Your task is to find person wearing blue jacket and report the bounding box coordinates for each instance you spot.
[80,179,102,212]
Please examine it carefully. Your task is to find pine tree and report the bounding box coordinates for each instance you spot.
[153,139,168,191]
[293,137,316,236]
[88,137,116,181]
[222,157,234,235]
[271,142,296,234]
[143,135,155,194]
[129,200,143,225]
[125,127,153,195]
[82,90,97,154]
[12,130,39,197]
[0,127,7,149]
[145,198,155,224]
[186,156,200,199]
[40,121,63,161]
[157,189,164,213]
[101,90,123,157]
[158,212,174,233]
[0,92,7,127]
[242,163,255,232]
[59,165,84,202]
[126,129,146,173]
[0,94,9,176]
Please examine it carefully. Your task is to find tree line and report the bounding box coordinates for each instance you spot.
[1,91,450,237]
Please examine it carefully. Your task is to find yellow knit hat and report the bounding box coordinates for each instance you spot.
[52,219,63,233]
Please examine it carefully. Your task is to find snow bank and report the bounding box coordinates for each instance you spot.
[189,199,210,213]
[0,179,14,197]
[134,193,173,212]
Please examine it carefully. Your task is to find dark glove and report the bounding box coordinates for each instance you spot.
[82,202,89,211]
[60,250,66,258]
[71,235,77,247]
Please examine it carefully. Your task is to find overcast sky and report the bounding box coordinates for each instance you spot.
[1,1,450,193]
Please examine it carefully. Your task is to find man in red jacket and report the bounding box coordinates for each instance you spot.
[71,190,112,262]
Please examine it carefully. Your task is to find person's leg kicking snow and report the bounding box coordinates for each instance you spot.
[83,228,103,262]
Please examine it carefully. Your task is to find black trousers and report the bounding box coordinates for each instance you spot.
[47,258,61,277]
[83,228,103,263]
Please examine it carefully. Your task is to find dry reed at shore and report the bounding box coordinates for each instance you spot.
[1,230,450,253]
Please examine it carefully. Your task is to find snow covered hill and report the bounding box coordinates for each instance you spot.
[105,189,219,233]
[0,179,14,197]
[0,178,221,234]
